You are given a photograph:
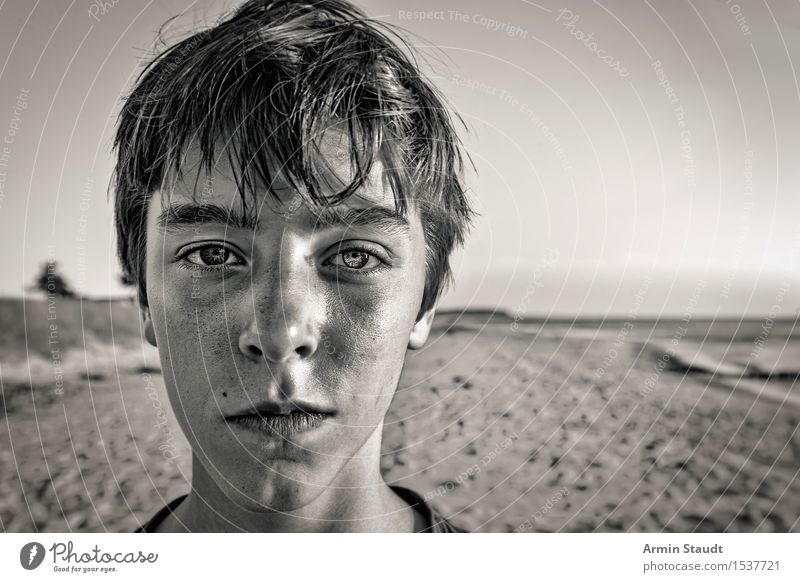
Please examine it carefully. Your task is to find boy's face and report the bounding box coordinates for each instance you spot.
[142,135,434,512]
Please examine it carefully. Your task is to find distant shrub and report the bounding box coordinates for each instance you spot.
[32,260,76,298]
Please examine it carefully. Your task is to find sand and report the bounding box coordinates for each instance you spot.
[1,299,798,532]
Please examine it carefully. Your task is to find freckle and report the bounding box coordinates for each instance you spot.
[222,392,227,397]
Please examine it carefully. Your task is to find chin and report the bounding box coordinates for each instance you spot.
[215,465,333,513]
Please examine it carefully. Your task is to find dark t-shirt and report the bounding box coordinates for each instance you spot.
[134,486,466,533]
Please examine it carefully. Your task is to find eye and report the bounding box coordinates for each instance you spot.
[341,250,370,269]
[180,244,244,270]
[327,247,385,272]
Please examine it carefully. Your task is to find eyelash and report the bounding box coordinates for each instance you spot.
[324,244,389,277]
[176,243,245,273]
[175,243,389,276]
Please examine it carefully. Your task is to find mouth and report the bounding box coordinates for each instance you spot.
[226,410,333,438]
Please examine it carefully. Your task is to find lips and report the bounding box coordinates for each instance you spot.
[225,396,335,438]
[227,410,332,437]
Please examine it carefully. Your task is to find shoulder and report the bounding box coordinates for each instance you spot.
[389,485,468,533]
[133,494,188,533]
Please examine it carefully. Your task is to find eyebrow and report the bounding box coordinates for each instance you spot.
[308,206,410,235]
[156,202,411,235]
[157,203,259,232]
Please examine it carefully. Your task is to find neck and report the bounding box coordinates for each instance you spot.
[167,429,416,532]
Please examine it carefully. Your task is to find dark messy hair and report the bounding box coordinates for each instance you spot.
[113,0,473,316]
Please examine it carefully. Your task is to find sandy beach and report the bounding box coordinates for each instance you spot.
[1,298,798,532]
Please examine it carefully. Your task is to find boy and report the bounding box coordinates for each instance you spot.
[114,0,473,532]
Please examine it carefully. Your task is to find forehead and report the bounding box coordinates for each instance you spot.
[152,132,408,226]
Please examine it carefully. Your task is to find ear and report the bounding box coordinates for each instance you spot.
[408,307,436,350]
[141,303,157,347]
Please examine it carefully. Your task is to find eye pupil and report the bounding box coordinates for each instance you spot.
[342,251,369,269]
[199,247,227,265]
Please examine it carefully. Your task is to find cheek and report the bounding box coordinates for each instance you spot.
[148,271,247,402]
[318,243,426,390]
[154,263,247,336]
[320,286,415,396]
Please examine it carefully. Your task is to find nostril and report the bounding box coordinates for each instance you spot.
[295,345,311,358]
[248,345,263,357]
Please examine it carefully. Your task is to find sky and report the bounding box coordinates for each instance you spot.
[0,0,798,317]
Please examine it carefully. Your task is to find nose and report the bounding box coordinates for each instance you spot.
[238,245,321,364]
